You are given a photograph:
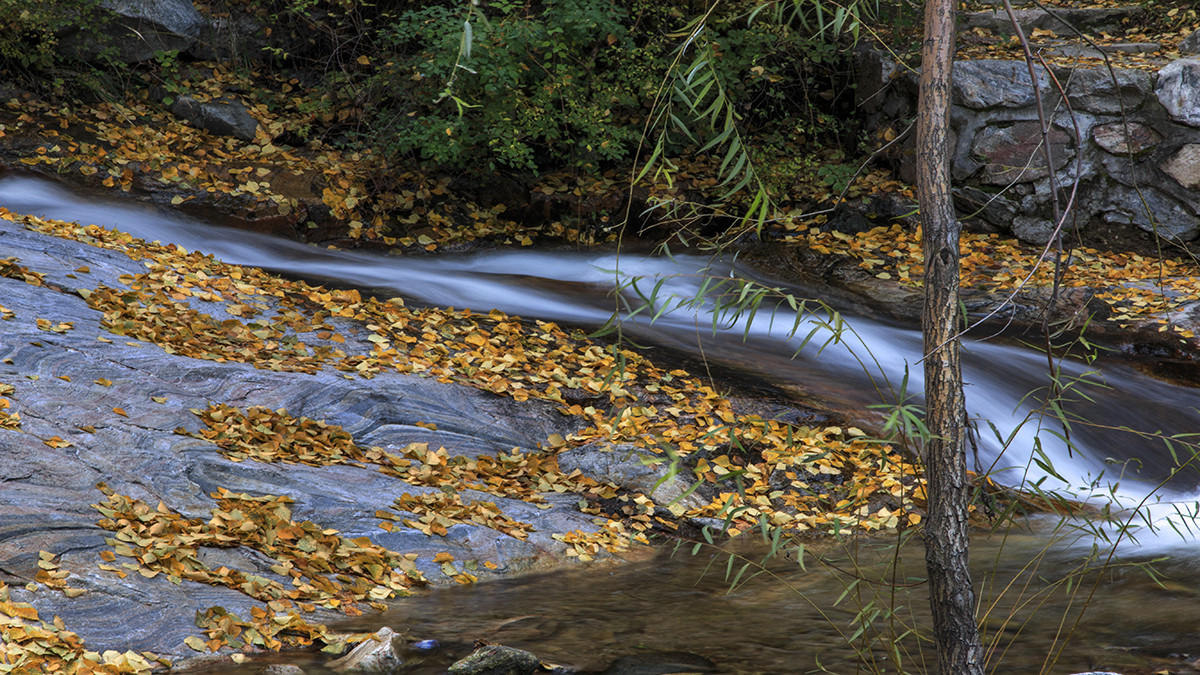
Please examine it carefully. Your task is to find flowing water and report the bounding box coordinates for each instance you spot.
[4,173,1200,673]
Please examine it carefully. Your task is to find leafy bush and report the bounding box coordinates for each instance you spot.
[0,0,96,75]
[358,0,864,175]
[366,0,647,172]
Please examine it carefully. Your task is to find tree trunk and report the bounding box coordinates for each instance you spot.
[916,0,986,673]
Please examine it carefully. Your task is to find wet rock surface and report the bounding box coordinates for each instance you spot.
[329,627,405,672]
[556,445,710,513]
[0,216,604,661]
[447,644,543,675]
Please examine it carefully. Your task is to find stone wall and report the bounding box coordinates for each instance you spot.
[856,47,1200,246]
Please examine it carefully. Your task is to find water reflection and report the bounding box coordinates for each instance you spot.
[194,529,1198,674]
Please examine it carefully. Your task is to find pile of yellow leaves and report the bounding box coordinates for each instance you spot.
[797,224,1200,337]
[1,204,931,670]
[391,492,534,542]
[32,552,87,599]
[93,484,425,614]
[0,382,19,430]
[0,581,162,674]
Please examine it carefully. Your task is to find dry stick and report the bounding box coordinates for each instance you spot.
[925,14,1084,354]
[1026,0,1188,290]
[998,0,1072,410]
[1000,9,1185,673]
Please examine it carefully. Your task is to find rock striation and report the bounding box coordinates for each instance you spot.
[0,215,604,661]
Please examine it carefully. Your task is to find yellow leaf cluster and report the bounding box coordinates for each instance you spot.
[92,484,426,616]
[0,381,19,430]
[0,580,164,674]
[797,223,1200,332]
[391,491,534,541]
[0,255,46,286]
[33,551,87,598]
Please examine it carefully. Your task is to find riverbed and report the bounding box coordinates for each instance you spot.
[4,172,1200,674]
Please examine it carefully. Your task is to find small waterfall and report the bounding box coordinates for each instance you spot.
[3,173,1198,549]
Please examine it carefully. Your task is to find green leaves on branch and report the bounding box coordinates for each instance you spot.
[750,0,881,42]
[370,0,641,172]
[636,0,876,243]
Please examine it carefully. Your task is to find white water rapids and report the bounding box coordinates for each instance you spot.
[3,173,1199,551]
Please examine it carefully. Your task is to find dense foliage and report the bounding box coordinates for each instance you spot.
[354,0,867,174]
[0,0,868,178]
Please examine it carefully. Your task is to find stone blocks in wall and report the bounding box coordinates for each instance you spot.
[1156,60,1200,128]
[857,49,1200,246]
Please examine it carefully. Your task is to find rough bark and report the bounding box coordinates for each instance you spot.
[916,0,986,672]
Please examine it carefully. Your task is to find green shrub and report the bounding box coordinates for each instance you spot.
[0,0,94,74]
[365,0,648,172]
[354,0,865,176]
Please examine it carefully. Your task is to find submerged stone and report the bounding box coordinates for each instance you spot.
[329,627,405,673]
[447,644,542,675]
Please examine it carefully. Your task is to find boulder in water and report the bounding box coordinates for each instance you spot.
[328,627,405,673]
[447,644,542,675]
[263,665,308,675]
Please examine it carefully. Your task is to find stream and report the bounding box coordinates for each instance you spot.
[4,173,1200,673]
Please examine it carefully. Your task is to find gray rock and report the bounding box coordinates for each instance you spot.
[954,186,1019,227]
[59,0,208,63]
[168,94,261,141]
[1156,59,1200,128]
[1052,43,1160,60]
[826,204,875,234]
[1181,29,1200,55]
[1065,67,1152,114]
[971,121,1073,185]
[191,15,268,62]
[952,61,1051,110]
[556,445,708,512]
[855,44,1200,247]
[1092,122,1162,155]
[448,644,542,675]
[1011,215,1058,244]
[854,46,901,113]
[263,665,308,675]
[1162,143,1200,189]
[0,211,600,661]
[329,627,404,672]
[960,6,1142,35]
[1101,185,1200,241]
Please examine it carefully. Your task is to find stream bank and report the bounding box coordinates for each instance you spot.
[7,171,1200,675]
[4,2,1200,670]
[0,175,927,671]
